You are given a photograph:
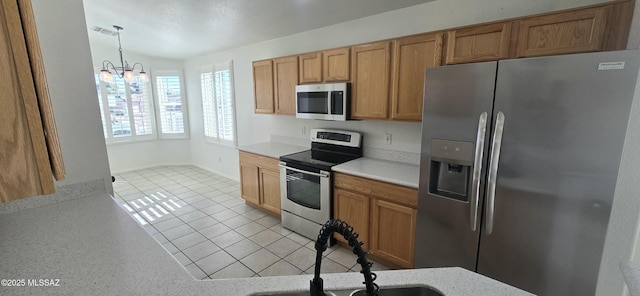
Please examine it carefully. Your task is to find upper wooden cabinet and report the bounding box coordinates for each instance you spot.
[273,56,298,115]
[252,0,632,120]
[299,52,322,84]
[446,22,512,64]
[515,6,608,58]
[323,47,350,82]
[252,60,274,113]
[298,48,350,84]
[351,41,392,119]
[391,33,443,121]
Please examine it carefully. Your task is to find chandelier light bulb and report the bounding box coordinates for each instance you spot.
[139,71,148,83]
[99,69,111,83]
[123,70,135,83]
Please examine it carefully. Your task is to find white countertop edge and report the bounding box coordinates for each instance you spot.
[237,142,308,159]
[201,267,533,295]
[332,158,420,189]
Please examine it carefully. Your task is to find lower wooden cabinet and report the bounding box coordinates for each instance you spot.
[260,168,281,215]
[370,199,416,268]
[239,163,260,205]
[239,151,281,217]
[333,172,418,268]
[333,188,370,247]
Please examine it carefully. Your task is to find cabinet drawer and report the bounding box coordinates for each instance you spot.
[239,151,279,171]
[334,173,417,208]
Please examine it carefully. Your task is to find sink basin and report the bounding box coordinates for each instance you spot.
[251,285,445,296]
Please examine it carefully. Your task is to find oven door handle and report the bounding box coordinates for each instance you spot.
[278,164,330,178]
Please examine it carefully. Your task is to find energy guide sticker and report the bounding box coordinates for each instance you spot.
[598,62,625,70]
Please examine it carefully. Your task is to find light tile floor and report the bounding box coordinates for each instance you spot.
[112,165,389,280]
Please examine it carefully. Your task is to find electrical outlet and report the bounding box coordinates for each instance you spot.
[385,133,392,145]
[302,126,306,136]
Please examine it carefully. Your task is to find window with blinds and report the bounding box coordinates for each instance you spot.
[200,61,236,146]
[154,70,188,138]
[94,74,155,143]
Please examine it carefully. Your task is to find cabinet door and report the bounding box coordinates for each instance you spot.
[299,52,322,84]
[1,0,57,202]
[333,188,370,249]
[253,60,274,113]
[515,6,608,58]
[239,163,260,206]
[370,199,416,268]
[273,56,298,115]
[260,168,281,216]
[446,22,511,64]
[351,41,392,119]
[323,47,350,82]
[391,33,443,121]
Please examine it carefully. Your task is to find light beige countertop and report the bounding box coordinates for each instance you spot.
[238,142,307,159]
[0,194,533,295]
[333,157,420,189]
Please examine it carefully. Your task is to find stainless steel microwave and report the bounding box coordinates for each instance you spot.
[295,83,349,121]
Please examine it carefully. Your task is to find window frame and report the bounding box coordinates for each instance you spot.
[94,70,157,145]
[200,60,237,147]
[151,69,190,140]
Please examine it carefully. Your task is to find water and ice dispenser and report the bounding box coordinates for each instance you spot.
[429,139,474,202]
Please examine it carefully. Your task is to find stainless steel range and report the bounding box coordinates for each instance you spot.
[279,129,362,241]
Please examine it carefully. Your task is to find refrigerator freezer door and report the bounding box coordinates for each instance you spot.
[477,51,640,295]
[415,61,498,270]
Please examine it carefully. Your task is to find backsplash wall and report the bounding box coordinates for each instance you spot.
[270,116,423,164]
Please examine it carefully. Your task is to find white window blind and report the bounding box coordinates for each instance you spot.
[94,73,155,143]
[129,77,154,136]
[154,70,188,138]
[200,61,236,146]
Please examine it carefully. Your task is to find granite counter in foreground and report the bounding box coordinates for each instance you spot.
[0,194,531,296]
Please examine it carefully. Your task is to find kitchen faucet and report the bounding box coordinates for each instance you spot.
[310,219,379,296]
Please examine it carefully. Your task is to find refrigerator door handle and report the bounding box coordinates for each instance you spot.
[486,111,505,235]
[470,112,488,232]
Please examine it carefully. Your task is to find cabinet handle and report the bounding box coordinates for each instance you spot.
[470,112,488,232]
[278,164,330,178]
[486,111,505,235]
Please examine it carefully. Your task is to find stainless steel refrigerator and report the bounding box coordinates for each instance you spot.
[414,50,640,295]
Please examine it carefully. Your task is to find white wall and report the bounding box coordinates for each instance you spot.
[88,42,191,173]
[30,0,112,192]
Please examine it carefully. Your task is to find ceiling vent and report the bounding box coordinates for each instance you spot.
[91,26,118,36]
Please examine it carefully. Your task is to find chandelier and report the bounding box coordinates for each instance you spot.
[99,25,147,84]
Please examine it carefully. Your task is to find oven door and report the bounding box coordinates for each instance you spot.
[279,161,331,223]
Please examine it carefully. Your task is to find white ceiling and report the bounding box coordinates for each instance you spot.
[82,0,432,60]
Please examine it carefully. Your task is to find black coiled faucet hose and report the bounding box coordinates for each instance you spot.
[310,219,379,296]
